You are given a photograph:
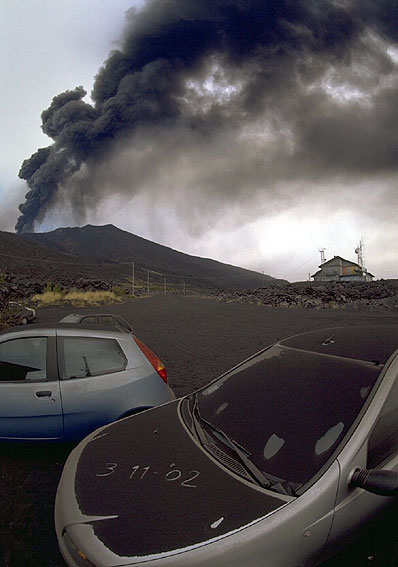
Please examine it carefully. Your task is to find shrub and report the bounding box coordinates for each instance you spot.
[112,285,128,298]
[44,282,64,294]
[32,290,65,305]
[0,305,20,331]
[0,309,11,331]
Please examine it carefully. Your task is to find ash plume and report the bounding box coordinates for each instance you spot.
[15,0,398,233]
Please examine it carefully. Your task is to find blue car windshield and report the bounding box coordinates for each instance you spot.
[197,345,382,486]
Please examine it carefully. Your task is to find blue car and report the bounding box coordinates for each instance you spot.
[0,323,175,441]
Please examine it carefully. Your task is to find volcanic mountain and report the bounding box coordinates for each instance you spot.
[0,224,286,290]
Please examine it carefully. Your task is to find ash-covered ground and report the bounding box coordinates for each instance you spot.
[1,294,398,566]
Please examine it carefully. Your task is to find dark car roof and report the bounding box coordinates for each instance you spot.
[59,313,133,331]
[279,325,398,365]
[61,313,129,321]
[0,322,131,337]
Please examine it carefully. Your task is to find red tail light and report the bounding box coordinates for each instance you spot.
[133,336,168,383]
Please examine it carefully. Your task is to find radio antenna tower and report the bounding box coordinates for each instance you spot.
[319,248,326,264]
[355,238,365,271]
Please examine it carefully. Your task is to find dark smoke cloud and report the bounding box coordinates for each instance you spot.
[16,0,398,233]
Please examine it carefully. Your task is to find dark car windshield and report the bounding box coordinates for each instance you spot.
[196,345,382,487]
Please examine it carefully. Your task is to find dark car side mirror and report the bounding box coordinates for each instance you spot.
[350,468,398,497]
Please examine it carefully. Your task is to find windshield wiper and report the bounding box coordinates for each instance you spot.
[190,395,272,490]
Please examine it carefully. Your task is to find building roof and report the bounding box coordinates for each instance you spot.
[320,256,359,268]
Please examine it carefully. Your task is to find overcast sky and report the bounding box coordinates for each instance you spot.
[1,0,397,281]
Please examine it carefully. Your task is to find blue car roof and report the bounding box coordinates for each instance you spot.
[0,322,130,336]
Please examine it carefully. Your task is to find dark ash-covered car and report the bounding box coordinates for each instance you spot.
[7,301,36,325]
[55,326,398,566]
[59,313,133,334]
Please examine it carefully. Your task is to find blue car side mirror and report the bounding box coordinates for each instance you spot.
[350,468,398,497]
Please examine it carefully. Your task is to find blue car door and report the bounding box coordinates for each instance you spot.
[0,332,63,440]
[56,333,131,440]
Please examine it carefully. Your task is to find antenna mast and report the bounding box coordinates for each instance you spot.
[355,238,365,271]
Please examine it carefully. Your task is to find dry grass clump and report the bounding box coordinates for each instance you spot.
[32,289,122,307]
[33,290,65,304]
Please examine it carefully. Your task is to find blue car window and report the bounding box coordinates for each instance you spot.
[0,337,47,382]
[60,337,127,379]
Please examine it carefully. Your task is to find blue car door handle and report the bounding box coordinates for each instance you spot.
[36,390,52,398]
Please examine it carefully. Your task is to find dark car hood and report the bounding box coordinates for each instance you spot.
[73,399,287,560]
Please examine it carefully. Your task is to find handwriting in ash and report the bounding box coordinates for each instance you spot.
[96,462,200,488]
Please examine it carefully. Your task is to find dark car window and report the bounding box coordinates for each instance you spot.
[0,337,47,382]
[367,371,398,468]
[59,337,127,379]
[97,316,115,326]
[197,345,382,487]
[98,315,132,332]
[82,316,96,324]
